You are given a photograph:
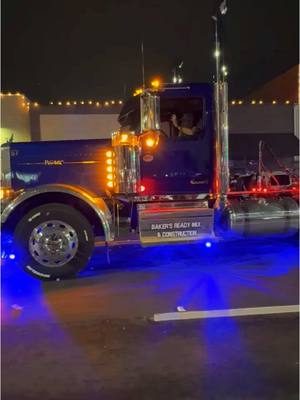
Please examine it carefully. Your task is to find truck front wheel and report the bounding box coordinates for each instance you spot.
[14,203,94,280]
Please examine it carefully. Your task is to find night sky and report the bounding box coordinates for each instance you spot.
[2,0,299,103]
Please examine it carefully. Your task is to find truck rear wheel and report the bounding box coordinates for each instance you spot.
[14,203,94,280]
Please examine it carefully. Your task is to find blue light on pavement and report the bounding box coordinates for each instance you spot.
[205,241,212,248]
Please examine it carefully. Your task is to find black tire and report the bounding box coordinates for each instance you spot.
[14,203,94,280]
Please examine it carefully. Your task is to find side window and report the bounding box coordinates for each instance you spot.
[160,97,205,141]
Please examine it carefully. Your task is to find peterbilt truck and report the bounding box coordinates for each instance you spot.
[1,80,299,280]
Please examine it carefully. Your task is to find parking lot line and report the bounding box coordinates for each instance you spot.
[153,305,299,322]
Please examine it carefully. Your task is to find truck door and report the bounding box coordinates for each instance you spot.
[139,95,214,196]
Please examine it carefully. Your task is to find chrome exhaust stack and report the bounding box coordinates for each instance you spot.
[214,81,229,205]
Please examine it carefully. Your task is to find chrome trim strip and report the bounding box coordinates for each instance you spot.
[1,184,114,242]
[123,193,210,202]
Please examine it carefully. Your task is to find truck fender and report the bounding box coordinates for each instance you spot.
[1,184,114,242]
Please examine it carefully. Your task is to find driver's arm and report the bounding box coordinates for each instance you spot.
[178,126,194,136]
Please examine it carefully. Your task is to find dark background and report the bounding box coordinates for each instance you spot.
[1,0,299,103]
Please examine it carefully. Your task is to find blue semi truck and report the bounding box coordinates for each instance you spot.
[1,81,299,280]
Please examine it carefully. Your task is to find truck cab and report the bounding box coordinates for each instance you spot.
[118,83,214,197]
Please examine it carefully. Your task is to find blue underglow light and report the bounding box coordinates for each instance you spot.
[205,241,212,248]
[9,254,16,260]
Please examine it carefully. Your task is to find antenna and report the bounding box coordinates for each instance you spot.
[141,39,145,90]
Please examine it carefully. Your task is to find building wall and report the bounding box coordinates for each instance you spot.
[294,105,299,139]
[39,114,119,140]
[0,94,31,144]
[229,105,294,134]
[30,104,122,141]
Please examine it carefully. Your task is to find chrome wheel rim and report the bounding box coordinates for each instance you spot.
[29,220,79,267]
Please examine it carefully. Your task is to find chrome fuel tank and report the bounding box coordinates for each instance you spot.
[219,197,299,237]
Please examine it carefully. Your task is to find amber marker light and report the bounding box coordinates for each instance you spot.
[146,138,155,147]
[120,133,129,143]
[107,181,114,188]
[133,88,143,96]
[151,79,161,89]
[140,130,160,152]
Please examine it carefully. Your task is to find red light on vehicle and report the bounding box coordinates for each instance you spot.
[252,188,256,192]
[263,188,267,193]
[139,185,146,193]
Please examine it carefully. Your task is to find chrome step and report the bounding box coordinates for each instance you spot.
[138,201,214,245]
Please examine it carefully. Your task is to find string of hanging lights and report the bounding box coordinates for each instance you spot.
[0,92,296,108]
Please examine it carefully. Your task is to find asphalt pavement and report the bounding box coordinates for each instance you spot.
[1,238,299,399]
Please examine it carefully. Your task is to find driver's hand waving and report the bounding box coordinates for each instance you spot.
[170,113,198,137]
[170,114,179,128]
